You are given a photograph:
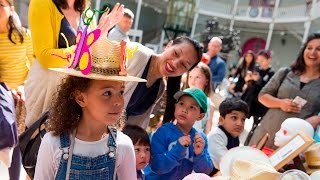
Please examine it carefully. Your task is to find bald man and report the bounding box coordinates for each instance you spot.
[207,37,226,89]
[108,8,134,42]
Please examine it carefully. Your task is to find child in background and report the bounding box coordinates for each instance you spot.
[185,62,215,134]
[207,98,249,175]
[123,124,151,180]
[145,88,213,179]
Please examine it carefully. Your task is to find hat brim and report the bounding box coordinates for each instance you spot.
[49,68,146,82]
[220,146,271,176]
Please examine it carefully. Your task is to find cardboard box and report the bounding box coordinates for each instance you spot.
[269,131,314,170]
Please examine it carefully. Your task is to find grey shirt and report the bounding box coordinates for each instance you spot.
[108,26,130,42]
[250,67,320,149]
[207,127,228,169]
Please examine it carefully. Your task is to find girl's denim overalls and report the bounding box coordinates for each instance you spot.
[55,128,117,180]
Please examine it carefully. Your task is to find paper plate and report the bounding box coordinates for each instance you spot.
[219,146,271,176]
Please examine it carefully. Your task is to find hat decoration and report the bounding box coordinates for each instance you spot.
[53,7,105,75]
[50,7,145,82]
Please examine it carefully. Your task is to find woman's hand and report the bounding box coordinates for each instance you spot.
[11,85,25,102]
[244,71,253,82]
[98,3,124,37]
[280,98,301,113]
[252,72,260,81]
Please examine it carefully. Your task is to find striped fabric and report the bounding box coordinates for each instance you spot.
[0,29,34,90]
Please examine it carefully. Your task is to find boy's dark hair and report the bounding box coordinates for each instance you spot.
[219,98,249,118]
[122,125,150,146]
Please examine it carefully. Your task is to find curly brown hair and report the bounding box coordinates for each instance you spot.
[48,76,127,135]
[48,76,92,136]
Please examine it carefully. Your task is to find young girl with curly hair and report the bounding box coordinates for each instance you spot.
[34,37,146,179]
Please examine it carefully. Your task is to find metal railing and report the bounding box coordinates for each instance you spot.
[197,1,319,22]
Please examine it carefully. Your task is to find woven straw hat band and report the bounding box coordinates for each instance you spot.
[90,38,122,76]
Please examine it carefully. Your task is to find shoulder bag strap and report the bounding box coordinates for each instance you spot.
[275,68,290,96]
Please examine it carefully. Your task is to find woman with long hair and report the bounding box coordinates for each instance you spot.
[249,33,320,149]
[229,50,256,97]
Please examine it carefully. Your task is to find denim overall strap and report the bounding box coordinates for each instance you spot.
[54,127,118,180]
[107,126,117,180]
[55,133,71,180]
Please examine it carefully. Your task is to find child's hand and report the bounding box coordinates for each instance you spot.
[194,133,205,156]
[178,135,192,147]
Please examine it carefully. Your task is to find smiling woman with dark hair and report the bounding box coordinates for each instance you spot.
[124,36,203,129]
[249,33,320,149]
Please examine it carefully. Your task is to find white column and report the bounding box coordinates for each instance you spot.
[229,0,239,31]
[95,0,101,22]
[159,30,165,52]
[190,0,200,38]
[134,0,143,30]
[190,12,199,38]
[302,0,317,44]
[265,0,281,50]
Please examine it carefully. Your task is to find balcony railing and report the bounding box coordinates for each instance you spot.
[276,4,308,19]
[198,1,232,15]
[197,1,319,23]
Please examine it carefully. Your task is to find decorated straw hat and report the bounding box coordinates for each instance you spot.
[219,146,271,176]
[50,28,146,82]
[304,143,320,174]
[213,159,281,180]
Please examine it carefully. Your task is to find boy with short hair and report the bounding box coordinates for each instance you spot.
[122,124,151,180]
[207,98,249,173]
[145,88,214,179]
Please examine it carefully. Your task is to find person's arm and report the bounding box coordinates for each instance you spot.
[24,29,34,69]
[193,134,214,174]
[207,130,228,169]
[28,0,74,68]
[149,127,187,174]
[212,61,226,82]
[116,133,137,180]
[306,115,320,128]
[34,133,56,180]
[258,68,300,113]
[205,105,214,134]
